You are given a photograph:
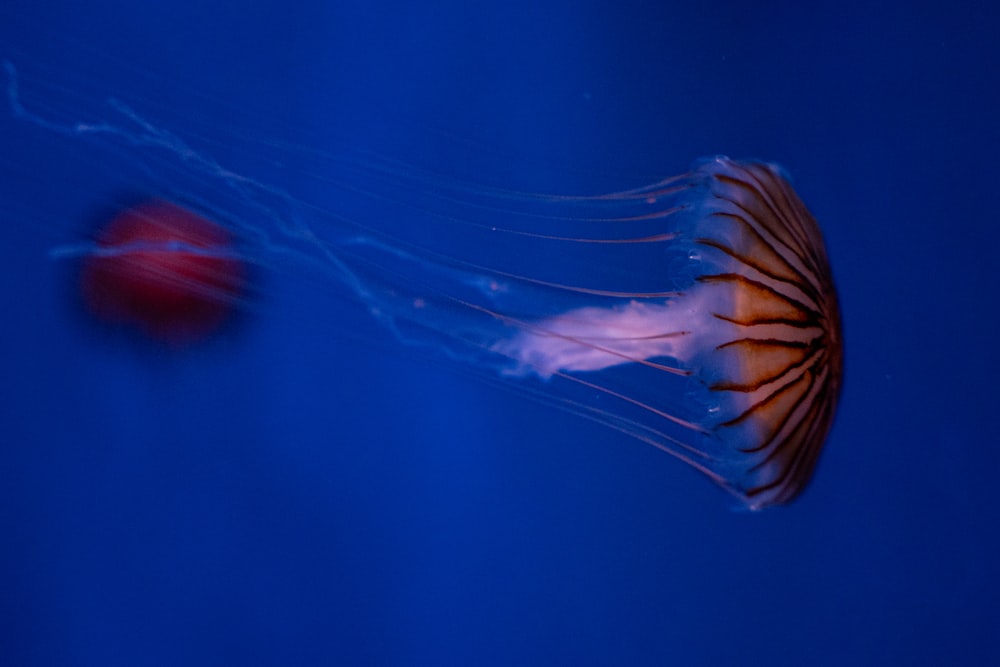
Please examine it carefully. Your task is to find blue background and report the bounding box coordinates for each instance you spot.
[2,1,998,665]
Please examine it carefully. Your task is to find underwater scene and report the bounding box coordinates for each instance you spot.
[1,1,997,665]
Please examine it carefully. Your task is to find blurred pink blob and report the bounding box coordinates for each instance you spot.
[80,199,245,345]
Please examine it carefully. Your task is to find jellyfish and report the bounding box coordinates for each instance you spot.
[3,60,842,509]
[80,199,247,345]
[489,158,843,508]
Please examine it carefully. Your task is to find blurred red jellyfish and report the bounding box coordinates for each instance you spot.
[80,199,246,345]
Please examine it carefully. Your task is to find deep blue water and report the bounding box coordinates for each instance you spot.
[1,2,998,665]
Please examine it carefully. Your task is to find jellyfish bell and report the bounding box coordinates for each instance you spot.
[5,60,841,509]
